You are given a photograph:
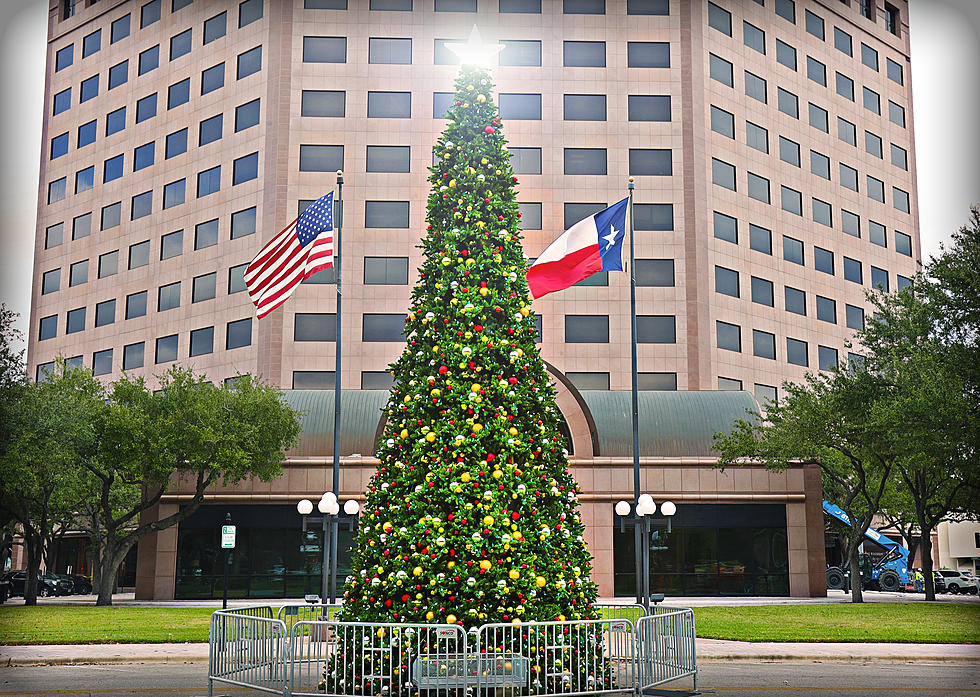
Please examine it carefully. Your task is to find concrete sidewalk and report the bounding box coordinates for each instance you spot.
[3,640,978,667]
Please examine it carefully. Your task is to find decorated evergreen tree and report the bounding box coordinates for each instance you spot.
[340,55,600,629]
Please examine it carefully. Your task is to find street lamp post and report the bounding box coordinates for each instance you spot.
[615,496,676,611]
[297,493,360,604]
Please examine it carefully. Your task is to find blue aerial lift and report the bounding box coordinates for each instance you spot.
[823,500,912,592]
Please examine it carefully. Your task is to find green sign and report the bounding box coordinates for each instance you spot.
[221,525,236,549]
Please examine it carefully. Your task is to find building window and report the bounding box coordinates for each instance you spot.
[364,201,409,228]
[169,79,190,109]
[299,144,344,172]
[75,166,94,193]
[638,373,677,390]
[863,87,881,115]
[811,150,831,180]
[41,269,60,295]
[92,349,113,376]
[816,296,837,324]
[162,179,185,209]
[805,9,824,38]
[779,136,800,166]
[201,64,225,95]
[55,45,73,72]
[195,219,219,250]
[72,213,91,241]
[501,0,542,12]
[229,264,248,294]
[861,42,879,70]
[715,266,739,298]
[302,90,345,117]
[743,21,765,54]
[633,203,673,230]
[846,304,865,330]
[366,145,410,173]
[635,259,674,286]
[368,91,411,118]
[806,57,826,86]
[226,318,252,349]
[744,71,767,103]
[718,377,743,391]
[784,286,806,316]
[369,38,411,64]
[141,0,161,27]
[637,315,676,343]
[433,92,453,118]
[871,266,889,291]
[835,27,852,56]
[567,373,610,391]
[53,88,71,116]
[707,2,731,36]
[564,203,604,228]
[712,158,736,191]
[204,12,227,43]
[713,211,737,244]
[838,118,857,147]
[868,176,885,203]
[156,334,178,364]
[237,46,262,79]
[563,0,604,13]
[895,231,912,257]
[894,187,910,213]
[745,121,768,153]
[885,2,900,34]
[304,36,346,62]
[136,93,157,123]
[101,203,121,231]
[747,173,770,204]
[565,315,609,343]
[628,149,671,176]
[818,346,839,371]
[189,327,214,356]
[364,257,409,284]
[231,207,257,239]
[239,0,263,27]
[787,338,808,367]
[889,101,906,128]
[518,203,542,230]
[171,28,192,60]
[362,314,405,342]
[95,299,115,327]
[844,257,863,285]
[627,42,669,68]
[891,144,908,171]
[129,241,150,270]
[751,276,774,307]
[126,290,148,319]
[158,282,181,312]
[887,57,904,85]
[78,120,96,148]
[564,148,607,175]
[709,54,733,87]
[836,72,854,101]
[775,0,795,23]
[755,384,777,405]
[432,39,459,65]
[509,148,542,174]
[45,223,63,249]
[749,224,771,255]
[38,315,57,341]
[166,128,187,159]
[293,371,336,389]
[133,142,155,171]
[783,236,804,265]
[69,260,88,287]
[812,198,832,227]
[840,164,858,192]
[161,229,183,260]
[138,45,159,75]
[814,246,835,275]
[199,114,223,146]
[108,60,128,89]
[870,220,887,247]
[111,14,131,43]
[97,251,118,280]
[499,40,541,66]
[710,106,734,138]
[192,273,216,303]
[716,321,741,352]
[498,93,542,120]
[627,95,670,122]
[197,166,220,197]
[781,186,803,216]
[775,39,796,70]
[48,177,66,203]
[435,0,477,9]
[564,94,606,121]
[753,330,776,360]
[841,209,860,238]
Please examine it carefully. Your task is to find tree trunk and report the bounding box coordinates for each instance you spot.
[96,542,131,607]
[920,527,936,601]
[89,545,102,597]
[24,535,42,606]
[847,539,864,603]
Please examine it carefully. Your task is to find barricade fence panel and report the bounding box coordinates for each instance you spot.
[208,604,696,697]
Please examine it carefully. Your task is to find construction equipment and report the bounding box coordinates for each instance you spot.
[822,500,910,592]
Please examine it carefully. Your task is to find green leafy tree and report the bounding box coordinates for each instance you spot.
[0,305,27,573]
[714,367,898,603]
[84,367,302,606]
[334,60,603,694]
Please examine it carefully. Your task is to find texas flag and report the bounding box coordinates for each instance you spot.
[526,198,629,300]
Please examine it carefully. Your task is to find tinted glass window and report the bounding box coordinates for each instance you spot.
[365,201,410,228]
[498,93,542,120]
[709,54,733,87]
[509,148,542,174]
[713,211,737,244]
[627,95,670,121]
[126,291,148,319]
[201,64,225,94]
[564,94,606,121]
[633,204,673,230]
[775,39,796,70]
[635,259,674,286]
[844,257,863,284]
[717,321,741,352]
[204,12,227,43]
[747,173,770,203]
[710,106,734,138]
[368,91,411,118]
[784,286,806,315]
[169,79,190,109]
[195,219,219,249]
[304,36,346,62]
[707,2,731,35]
[749,224,770,254]
[637,316,676,343]
[783,236,804,265]
[362,314,405,342]
[715,266,739,297]
[751,277,774,306]
[712,158,736,190]
[814,247,834,275]
[754,330,776,359]
[138,45,159,75]
[226,318,252,349]
[96,300,116,327]
[158,282,181,311]
[300,144,343,171]
[369,38,411,64]
[628,149,671,176]
[565,315,609,343]
[190,327,214,356]
[787,338,808,366]
[238,46,262,79]
[627,42,669,68]
[171,29,192,60]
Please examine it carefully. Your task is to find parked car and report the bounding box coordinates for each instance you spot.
[933,571,947,593]
[70,575,93,595]
[937,569,979,594]
[2,570,60,597]
[55,575,76,594]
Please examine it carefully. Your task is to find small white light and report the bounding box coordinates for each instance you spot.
[297,499,314,515]
[325,500,340,516]
[344,500,360,515]
[317,498,330,514]
[660,501,677,517]
[322,491,338,504]
[615,501,631,517]
[637,500,656,517]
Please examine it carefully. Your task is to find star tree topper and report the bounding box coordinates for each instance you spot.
[446,25,504,67]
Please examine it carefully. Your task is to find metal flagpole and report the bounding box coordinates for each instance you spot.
[627,177,645,608]
[329,170,344,604]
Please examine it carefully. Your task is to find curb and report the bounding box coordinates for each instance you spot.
[4,655,208,667]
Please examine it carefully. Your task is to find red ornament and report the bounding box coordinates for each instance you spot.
[484,126,495,134]
[439,365,448,374]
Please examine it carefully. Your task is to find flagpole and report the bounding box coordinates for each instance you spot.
[627,177,645,608]
[329,170,344,604]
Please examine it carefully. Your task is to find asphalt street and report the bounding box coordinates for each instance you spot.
[0,663,978,697]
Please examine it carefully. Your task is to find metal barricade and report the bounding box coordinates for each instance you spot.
[209,609,288,696]
[288,621,467,697]
[636,609,698,693]
[476,618,638,697]
[277,603,342,628]
[594,602,648,624]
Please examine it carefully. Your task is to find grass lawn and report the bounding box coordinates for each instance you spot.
[693,603,980,644]
[1,602,978,645]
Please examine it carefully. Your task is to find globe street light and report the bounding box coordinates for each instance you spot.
[297,493,360,603]
[614,497,678,610]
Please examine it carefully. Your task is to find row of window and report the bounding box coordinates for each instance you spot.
[709,1,904,86]
[711,155,911,220]
[711,210,912,291]
[52,39,260,119]
[716,319,861,372]
[298,0,671,14]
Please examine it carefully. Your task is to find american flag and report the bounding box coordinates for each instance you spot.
[245,192,334,319]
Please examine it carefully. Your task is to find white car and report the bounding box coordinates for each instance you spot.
[936,570,979,594]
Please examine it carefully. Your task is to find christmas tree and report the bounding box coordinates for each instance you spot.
[340,56,599,630]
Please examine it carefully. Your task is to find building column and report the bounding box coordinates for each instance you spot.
[135,502,179,601]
